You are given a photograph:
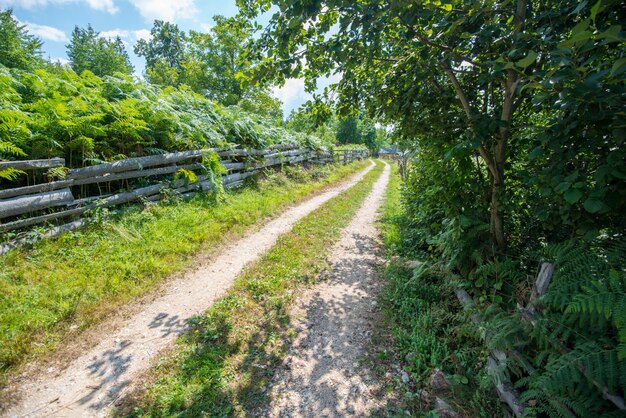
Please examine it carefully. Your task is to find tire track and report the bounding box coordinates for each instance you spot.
[266,162,391,417]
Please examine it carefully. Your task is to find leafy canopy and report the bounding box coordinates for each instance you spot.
[135,16,282,116]
[0,9,42,71]
[239,0,626,249]
[66,24,133,77]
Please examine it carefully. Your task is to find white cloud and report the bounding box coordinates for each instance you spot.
[22,21,68,42]
[50,56,70,65]
[199,23,213,32]
[0,0,118,14]
[272,78,307,107]
[0,0,54,8]
[133,29,151,41]
[272,72,344,114]
[99,28,129,39]
[99,29,152,47]
[128,0,198,22]
[84,0,117,13]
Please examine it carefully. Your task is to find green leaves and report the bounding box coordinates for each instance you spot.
[0,140,26,157]
[67,25,133,77]
[0,167,25,181]
[564,188,584,204]
[610,57,626,77]
[516,51,538,69]
[554,181,572,193]
[583,197,609,213]
[0,63,325,171]
[590,0,604,23]
[0,10,43,71]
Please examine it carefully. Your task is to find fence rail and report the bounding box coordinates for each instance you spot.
[0,146,368,254]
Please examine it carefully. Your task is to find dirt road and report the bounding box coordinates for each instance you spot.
[2,162,376,418]
[266,162,391,417]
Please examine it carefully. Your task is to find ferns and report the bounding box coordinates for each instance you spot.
[471,238,626,416]
[0,139,25,157]
[0,167,25,181]
[565,270,626,360]
[174,168,198,185]
[0,63,333,176]
[201,150,227,198]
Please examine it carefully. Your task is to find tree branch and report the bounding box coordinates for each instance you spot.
[441,62,472,118]
[441,62,500,180]
[413,32,486,68]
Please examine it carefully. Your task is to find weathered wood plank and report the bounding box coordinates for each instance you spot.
[0,149,327,246]
[0,158,65,171]
[67,150,215,180]
[0,163,204,199]
[0,188,75,219]
[529,262,554,309]
[0,219,86,255]
[218,149,266,157]
[0,161,263,231]
[222,162,246,171]
[268,143,299,150]
[455,288,525,417]
[486,356,525,417]
[73,163,204,186]
[0,206,86,232]
[263,149,305,160]
[0,180,74,200]
[248,155,308,171]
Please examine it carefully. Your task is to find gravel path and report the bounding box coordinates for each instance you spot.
[2,162,375,418]
[266,162,391,417]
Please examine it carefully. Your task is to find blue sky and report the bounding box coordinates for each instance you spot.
[0,0,321,115]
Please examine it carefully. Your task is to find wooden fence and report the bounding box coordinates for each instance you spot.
[0,146,368,254]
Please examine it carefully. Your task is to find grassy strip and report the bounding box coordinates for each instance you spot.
[121,160,386,417]
[378,165,501,416]
[0,161,369,381]
[379,163,403,257]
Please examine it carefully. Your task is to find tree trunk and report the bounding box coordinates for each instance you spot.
[443,63,510,253]
[490,175,506,252]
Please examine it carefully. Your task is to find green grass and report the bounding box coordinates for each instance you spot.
[378,164,502,417]
[119,160,386,417]
[379,163,403,256]
[0,161,369,382]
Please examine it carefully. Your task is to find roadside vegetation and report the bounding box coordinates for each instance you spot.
[119,161,385,417]
[243,0,626,415]
[379,165,502,416]
[0,4,382,392]
[0,160,368,384]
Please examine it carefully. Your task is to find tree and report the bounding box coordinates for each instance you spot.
[185,15,253,104]
[239,0,626,252]
[335,114,383,151]
[136,16,276,108]
[66,24,133,76]
[237,88,283,121]
[238,2,626,413]
[335,116,358,145]
[135,20,187,86]
[0,9,43,70]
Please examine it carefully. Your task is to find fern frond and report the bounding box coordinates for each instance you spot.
[0,167,26,181]
[565,271,626,359]
[174,168,198,185]
[0,141,27,157]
